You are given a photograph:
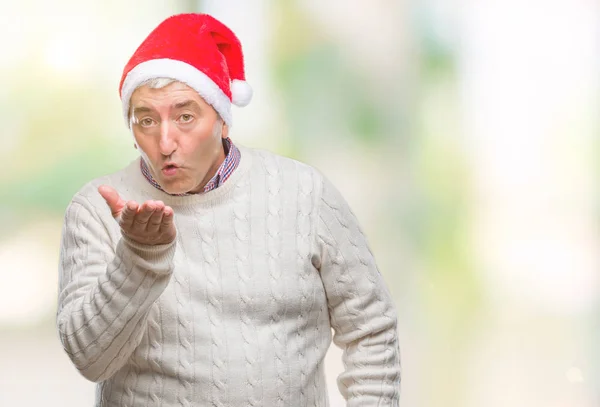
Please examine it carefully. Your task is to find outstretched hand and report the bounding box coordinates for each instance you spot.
[98,185,176,245]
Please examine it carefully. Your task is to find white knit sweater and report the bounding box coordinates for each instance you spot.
[57,145,401,407]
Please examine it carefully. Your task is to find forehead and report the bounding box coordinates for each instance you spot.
[130,81,209,109]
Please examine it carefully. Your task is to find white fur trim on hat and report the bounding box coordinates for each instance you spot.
[121,58,233,127]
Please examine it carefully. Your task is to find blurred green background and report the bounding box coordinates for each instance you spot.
[0,1,598,406]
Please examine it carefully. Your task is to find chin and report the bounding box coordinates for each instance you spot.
[165,186,190,195]
[159,180,190,195]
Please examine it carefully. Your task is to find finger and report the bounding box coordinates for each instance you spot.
[132,201,156,231]
[98,185,126,218]
[159,206,175,232]
[147,202,165,233]
[120,200,139,229]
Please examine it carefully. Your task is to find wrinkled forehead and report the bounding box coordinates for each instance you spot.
[129,80,211,112]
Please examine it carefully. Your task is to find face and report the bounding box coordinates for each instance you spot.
[130,81,229,195]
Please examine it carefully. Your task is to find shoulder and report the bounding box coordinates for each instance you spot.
[241,145,327,189]
[239,146,353,222]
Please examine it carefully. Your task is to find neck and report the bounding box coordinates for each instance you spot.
[188,139,227,194]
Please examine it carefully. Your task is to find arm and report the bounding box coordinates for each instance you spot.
[315,177,401,406]
[56,194,175,382]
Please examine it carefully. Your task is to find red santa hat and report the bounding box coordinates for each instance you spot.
[119,13,252,127]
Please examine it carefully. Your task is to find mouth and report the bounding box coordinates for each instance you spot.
[161,163,180,176]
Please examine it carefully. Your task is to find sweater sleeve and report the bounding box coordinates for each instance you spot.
[56,196,176,382]
[315,176,401,407]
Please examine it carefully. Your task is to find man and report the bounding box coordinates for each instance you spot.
[57,13,400,407]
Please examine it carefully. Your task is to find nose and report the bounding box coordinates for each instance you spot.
[158,120,177,157]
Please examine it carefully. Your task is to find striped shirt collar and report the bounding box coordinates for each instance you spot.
[139,137,241,196]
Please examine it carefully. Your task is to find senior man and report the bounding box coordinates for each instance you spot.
[57,13,400,407]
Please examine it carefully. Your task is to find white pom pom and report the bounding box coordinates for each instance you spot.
[231,79,253,107]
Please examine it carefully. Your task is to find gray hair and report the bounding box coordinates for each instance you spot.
[140,77,178,89]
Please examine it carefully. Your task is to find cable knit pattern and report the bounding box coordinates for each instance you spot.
[295,163,317,407]
[233,173,264,406]
[321,196,369,394]
[174,230,194,407]
[262,152,290,407]
[146,305,165,405]
[197,206,228,407]
[121,351,138,406]
[56,145,400,407]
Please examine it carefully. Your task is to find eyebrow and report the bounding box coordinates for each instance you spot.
[172,100,199,110]
[132,100,200,115]
[132,106,152,115]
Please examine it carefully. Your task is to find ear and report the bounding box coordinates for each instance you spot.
[221,122,229,139]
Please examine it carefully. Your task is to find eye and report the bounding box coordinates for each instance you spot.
[140,118,155,127]
[179,114,194,123]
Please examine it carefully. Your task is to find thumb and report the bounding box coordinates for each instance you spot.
[98,185,126,218]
